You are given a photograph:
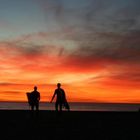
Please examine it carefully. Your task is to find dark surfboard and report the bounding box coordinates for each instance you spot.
[26,92,32,106]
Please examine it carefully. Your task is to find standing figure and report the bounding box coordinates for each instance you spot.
[50,83,70,112]
[28,86,40,111]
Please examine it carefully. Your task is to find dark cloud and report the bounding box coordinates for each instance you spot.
[67,29,140,60]
[1,28,140,73]
[0,83,16,86]
[39,0,140,42]
[2,91,21,94]
[0,40,64,58]
[0,41,43,56]
[40,0,68,26]
[19,45,48,56]
[110,73,140,82]
[58,29,140,73]
[58,47,65,57]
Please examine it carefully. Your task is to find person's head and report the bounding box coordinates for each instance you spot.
[34,86,37,91]
[57,83,61,88]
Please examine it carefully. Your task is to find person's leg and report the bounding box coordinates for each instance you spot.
[36,102,39,111]
[31,104,34,110]
[59,103,62,112]
[55,102,58,111]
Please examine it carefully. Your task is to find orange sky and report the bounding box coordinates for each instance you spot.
[0,38,139,103]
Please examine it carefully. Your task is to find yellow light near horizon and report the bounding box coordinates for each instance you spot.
[51,73,100,84]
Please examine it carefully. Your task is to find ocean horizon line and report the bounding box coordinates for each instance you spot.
[0,101,139,112]
[0,101,140,106]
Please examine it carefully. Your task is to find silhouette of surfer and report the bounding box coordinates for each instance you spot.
[26,86,40,111]
[50,83,70,112]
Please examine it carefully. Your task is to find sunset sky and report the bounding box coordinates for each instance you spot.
[0,0,140,103]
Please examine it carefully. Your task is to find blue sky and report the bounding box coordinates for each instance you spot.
[0,0,139,39]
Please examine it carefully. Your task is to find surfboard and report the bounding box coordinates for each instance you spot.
[26,92,32,106]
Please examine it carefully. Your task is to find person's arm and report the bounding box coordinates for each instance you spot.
[50,90,56,103]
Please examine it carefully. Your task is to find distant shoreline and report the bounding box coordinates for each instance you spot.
[0,101,140,105]
[0,102,139,112]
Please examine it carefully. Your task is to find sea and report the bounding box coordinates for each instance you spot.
[0,102,139,112]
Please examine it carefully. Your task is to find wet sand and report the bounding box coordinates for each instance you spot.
[0,110,139,140]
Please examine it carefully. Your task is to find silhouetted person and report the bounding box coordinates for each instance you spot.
[28,86,40,111]
[50,83,70,112]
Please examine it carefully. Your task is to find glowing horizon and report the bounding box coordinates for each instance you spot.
[0,0,140,103]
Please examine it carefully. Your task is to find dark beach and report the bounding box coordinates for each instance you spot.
[0,110,139,140]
